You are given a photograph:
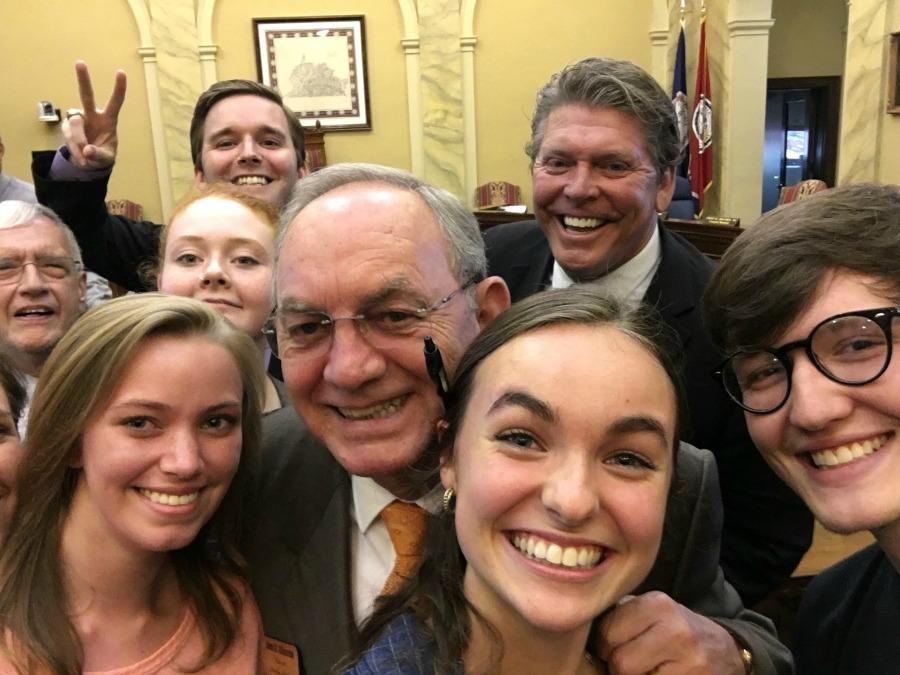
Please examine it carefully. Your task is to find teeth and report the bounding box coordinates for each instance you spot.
[511,533,603,569]
[17,308,51,316]
[234,176,269,186]
[563,216,602,229]
[338,396,406,420]
[139,489,199,505]
[810,434,886,469]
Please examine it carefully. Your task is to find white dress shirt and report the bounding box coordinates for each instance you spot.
[550,224,662,309]
[349,475,443,626]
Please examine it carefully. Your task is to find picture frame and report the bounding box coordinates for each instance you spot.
[254,16,371,130]
[889,32,900,114]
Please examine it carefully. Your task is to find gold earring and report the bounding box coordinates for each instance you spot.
[442,487,456,514]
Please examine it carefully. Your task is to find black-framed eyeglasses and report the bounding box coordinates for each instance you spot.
[264,280,478,357]
[0,256,82,285]
[712,306,900,414]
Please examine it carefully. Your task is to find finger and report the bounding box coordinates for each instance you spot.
[104,69,127,117]
[75,60,97,112]
[62,117,89,165]
[600,594,662,649]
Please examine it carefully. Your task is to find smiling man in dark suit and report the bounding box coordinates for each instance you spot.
[484,57,812,609]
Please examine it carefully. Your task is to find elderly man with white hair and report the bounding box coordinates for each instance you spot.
[0,201,86,434]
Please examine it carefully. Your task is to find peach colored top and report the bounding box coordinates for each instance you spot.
[1,587,261,674]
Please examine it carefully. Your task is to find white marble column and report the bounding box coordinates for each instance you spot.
[838,0,889,183]
[721,0,773,226]
[148,0,204,211]
[650,0,670,88]
[418,0,466,198]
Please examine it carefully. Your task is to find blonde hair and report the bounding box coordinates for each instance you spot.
[0,293,266,674]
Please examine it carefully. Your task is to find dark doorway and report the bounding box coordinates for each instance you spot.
[762,76,841,212]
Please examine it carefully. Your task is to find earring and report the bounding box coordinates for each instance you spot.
[442,487,456,514]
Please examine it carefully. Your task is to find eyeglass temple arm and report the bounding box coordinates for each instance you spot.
[423,336,450,406]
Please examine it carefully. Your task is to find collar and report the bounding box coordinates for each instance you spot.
[550,224,662,307]
[351,475,443,534]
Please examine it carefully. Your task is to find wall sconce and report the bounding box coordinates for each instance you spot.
[37,101,60,123]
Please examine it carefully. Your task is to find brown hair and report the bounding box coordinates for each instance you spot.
[0,354,25,425]
[525,57,683,176]
[0,294,266,674]
[341,286,684,674]
[703,183,900,352]
[189,79,306,172]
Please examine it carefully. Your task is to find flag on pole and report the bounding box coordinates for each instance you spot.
[671,23,689,178]
[689,12,713,216]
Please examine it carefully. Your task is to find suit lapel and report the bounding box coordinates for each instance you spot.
[505,229,555,302]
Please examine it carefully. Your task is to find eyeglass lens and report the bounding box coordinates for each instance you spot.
[723,313,895,413]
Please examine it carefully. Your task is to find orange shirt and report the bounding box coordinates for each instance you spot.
[1,586,262,674]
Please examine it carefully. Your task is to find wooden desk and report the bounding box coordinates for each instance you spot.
[662,218,743,260]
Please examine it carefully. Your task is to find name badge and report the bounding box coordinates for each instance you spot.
[262,635,302,675]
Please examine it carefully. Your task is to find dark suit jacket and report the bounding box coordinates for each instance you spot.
[32,150,159,292]
[244,407,791,675]
[482,219,812,605]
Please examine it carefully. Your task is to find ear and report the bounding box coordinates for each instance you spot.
[435,418,449,443]
[77,271,87,307]
[297,163,309,180]
[195,166,206,187]
[473,276,511,330]
[439,453,456,491]
[655,166,677,213]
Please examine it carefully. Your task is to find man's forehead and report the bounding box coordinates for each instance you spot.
[204,95,291,134]
[0,217,70,252]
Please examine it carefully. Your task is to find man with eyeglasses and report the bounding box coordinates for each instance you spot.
[244,163,509,673]
[0,201,86,436]
[704,182,900,674]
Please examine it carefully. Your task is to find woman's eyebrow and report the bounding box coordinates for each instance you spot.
[608,415,670,444]
[487,389,556,423]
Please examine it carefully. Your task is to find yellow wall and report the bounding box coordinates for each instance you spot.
[473,1,654,210]
[768,0,847,78]
[213,0,409,171]
[879,1,900,182]
[0,0,161,220]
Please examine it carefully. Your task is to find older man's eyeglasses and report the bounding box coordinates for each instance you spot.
[0,256,82,285]
[264,282,476,357]
[713,307,900,415]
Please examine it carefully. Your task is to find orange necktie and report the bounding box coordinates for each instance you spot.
[379,500,428,596]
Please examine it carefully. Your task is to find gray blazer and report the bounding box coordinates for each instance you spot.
[243,407,792,675]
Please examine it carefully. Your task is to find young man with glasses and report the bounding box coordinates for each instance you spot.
[704,182,900,674]
[0,201,86,436]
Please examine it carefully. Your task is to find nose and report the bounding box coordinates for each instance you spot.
[16,262,49,295]
[786,355,854,432]
[238,136,261,163]
[541,453,599,527]
[200,257,230,287]
[159,428,203,478]
[563,163,600,202]
[322,320,387,390]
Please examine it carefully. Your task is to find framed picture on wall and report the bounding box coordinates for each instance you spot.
[254,16,371,130]
[889,32,900,114]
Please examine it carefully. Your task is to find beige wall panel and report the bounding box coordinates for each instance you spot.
[474,1,653,210]
[213,0,410,171]
[0,0,162,221]
[768,0,847,78]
